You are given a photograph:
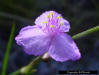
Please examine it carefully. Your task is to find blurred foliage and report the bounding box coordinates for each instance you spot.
[0,0,99,75]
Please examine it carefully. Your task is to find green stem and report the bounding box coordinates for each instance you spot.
[10,56,42,75]
[72,25,99,39]
[1,23,15,75]
[10,25,99,75]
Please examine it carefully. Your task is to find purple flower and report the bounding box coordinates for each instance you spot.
[15,11,81,62]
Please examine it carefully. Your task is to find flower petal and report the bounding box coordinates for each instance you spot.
[15,26,51,56]
[35,11,70,32]
[48,33,81,62]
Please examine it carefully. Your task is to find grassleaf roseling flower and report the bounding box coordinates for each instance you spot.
[15,11,81,62]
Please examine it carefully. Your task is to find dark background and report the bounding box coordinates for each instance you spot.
[0,0,99,75]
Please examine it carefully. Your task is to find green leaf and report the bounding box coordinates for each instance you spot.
[1,23,15,75]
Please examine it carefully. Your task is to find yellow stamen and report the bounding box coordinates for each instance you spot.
[50,25,54,28]
[60,22,63,26]
[50,12,53,16]
[57,16,61,19]
[47,14,50,18]
[43,21,47,24]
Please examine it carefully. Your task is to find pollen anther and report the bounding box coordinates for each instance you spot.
[60,22,63,26]
[50,12,53,16]
[50,25,54,28]
[43,21,47,24]
[47,14,50,18]
[57,16,61,19]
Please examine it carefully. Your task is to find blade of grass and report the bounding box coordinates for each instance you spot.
[0,12,32,23]
[1,23,15,75]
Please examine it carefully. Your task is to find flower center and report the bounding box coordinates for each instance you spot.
[43,12,63,33]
